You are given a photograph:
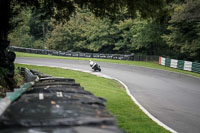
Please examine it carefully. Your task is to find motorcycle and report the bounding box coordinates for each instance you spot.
[89,60,101,72]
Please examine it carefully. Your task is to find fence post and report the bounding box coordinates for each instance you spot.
[159,56,161,64]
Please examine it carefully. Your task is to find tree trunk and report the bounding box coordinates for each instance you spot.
[0,0,11,41]
[0,0,16,91]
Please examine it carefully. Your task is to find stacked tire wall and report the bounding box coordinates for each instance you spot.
[9,46,159,62]
[0,69,124,133]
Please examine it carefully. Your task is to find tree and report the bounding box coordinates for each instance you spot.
[0,0,169,90]
[0,0,170,51]
[45,8,171,54]
[28,9,52,41]
[162,0,200,61]
[1,0,168,42]
[8,8,34,48]
[129,18,168,55]
[46,23,77,51]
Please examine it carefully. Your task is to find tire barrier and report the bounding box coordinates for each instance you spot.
[9,46,159,62]
[0,69,124,133]
[159,57,200,74]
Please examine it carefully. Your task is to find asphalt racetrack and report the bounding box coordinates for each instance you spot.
[15,57,200,133]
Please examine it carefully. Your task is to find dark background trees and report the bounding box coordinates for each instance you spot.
[0,0,168,91]
[1,0,166,43]
[1,0,200,93]
[2,0,199,62]
[162,0,200,61]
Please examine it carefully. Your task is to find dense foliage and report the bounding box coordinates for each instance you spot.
[1,0,169,95]
[8,0,200,61]
[162,0,200,61]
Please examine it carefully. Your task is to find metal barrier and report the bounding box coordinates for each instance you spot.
[9,46,159,62]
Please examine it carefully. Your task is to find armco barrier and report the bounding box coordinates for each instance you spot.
[161,57,165,65]
[170,59,178,68]
[159,57,200,74]
[192,62,200,73]
[184,61,192,71]
[9,46,159,62]
[177,60,184,70]
[165,58,171,67]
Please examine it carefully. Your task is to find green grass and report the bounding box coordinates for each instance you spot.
[16,63,169,133]
[16,52,200,78]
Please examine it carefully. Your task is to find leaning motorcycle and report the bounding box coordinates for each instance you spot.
[89,60,101,72]
[92,63,101,72]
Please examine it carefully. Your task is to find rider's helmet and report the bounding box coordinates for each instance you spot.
[89,60,94,66]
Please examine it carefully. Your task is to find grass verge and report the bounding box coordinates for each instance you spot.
[15,63,169,133]
[16,52,200,78]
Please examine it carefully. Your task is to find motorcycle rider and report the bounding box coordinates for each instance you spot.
[89,60,95,67]
[89,60,101,72]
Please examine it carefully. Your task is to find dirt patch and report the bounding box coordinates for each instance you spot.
[0,69,24,98]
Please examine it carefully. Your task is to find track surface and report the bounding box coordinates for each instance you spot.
[15,57,200,133]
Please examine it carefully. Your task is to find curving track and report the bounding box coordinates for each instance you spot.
[15,57,200,133]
